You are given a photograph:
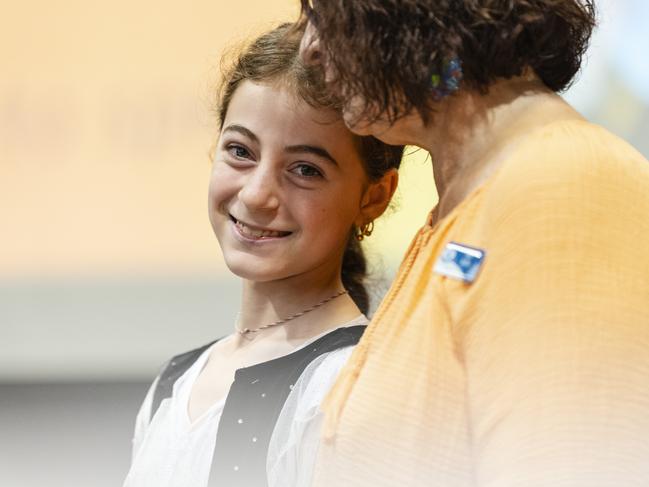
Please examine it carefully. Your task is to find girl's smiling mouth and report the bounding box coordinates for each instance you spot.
[229,214,292,240]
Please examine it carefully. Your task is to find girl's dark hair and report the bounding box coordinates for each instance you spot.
[301,0,596,122]
[216,23,404,315]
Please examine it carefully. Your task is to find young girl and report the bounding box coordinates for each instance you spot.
[123,23,402,487]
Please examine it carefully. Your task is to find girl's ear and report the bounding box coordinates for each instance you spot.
[357,168,399,226]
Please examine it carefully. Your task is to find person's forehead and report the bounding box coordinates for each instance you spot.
[223,81,360,158]
[225,81,335,128]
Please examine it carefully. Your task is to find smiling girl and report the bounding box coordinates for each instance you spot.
[123,23,402,487]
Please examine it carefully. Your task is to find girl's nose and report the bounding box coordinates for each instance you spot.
[238,167,280,211]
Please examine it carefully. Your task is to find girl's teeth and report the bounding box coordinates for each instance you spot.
[236,220,284,238]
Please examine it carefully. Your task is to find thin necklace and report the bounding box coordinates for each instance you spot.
[235,289,349,335]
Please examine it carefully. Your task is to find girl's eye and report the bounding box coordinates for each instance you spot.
[290,163,323,179]
[227,144,251,159]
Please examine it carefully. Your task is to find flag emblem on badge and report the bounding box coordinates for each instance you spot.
[433,241,486,283]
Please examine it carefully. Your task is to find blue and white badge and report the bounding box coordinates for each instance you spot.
[434,241,486,283]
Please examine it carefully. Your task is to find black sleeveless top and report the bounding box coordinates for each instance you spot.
[150,325,365,487]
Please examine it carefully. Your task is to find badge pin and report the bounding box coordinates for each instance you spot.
[433,241,486,283]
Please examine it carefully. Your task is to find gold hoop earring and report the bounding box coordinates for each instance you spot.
[355,221,374,241]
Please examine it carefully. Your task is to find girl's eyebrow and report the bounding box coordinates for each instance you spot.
[222,124,259,144]
[223,123,338,167]
[285,145,338,167]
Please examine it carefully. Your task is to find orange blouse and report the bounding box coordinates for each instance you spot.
[313,120,649,486]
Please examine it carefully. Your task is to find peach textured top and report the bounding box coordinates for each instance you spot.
[312,121,649,486]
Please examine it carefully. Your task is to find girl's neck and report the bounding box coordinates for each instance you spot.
[417,75,584,225]
[235,272,361,342]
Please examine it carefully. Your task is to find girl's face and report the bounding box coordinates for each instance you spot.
[209,80,373,285]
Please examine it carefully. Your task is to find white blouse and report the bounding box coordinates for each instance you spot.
[123,317,364,487]
[266,344,354,487]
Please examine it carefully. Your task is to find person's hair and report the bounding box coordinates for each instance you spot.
[300,0,596,122]
[216,23,404,315]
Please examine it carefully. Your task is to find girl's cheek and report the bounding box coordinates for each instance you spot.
[209,164,238,191]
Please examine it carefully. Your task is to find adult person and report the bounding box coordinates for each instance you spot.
[295,1,649,485]
[123,23,402,487]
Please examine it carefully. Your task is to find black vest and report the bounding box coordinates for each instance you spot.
[150,325,365,487]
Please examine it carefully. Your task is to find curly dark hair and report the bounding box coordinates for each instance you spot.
[216,23,404,314]
[300,0,596,122]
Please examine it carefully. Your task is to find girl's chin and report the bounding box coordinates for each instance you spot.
[223,257,287,283]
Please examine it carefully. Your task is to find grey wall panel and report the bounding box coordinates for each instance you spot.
[0,277,240,381]
[0,382,147,487]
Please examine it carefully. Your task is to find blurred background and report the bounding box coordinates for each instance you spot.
[1,0,647,485]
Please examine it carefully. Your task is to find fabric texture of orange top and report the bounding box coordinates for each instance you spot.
[312,120,649,486]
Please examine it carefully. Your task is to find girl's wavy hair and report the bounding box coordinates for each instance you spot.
[300,0,596,123]
[216,23,404,315]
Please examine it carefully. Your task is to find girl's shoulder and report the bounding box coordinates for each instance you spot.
[149,339,221,419]
[267,335,362,485]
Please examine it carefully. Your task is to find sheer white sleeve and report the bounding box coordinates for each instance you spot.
[130,376,158,464]
[267,345,355,487]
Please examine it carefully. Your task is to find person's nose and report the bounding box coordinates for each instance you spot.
[299,21,323,66]
[238,165,280,212]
